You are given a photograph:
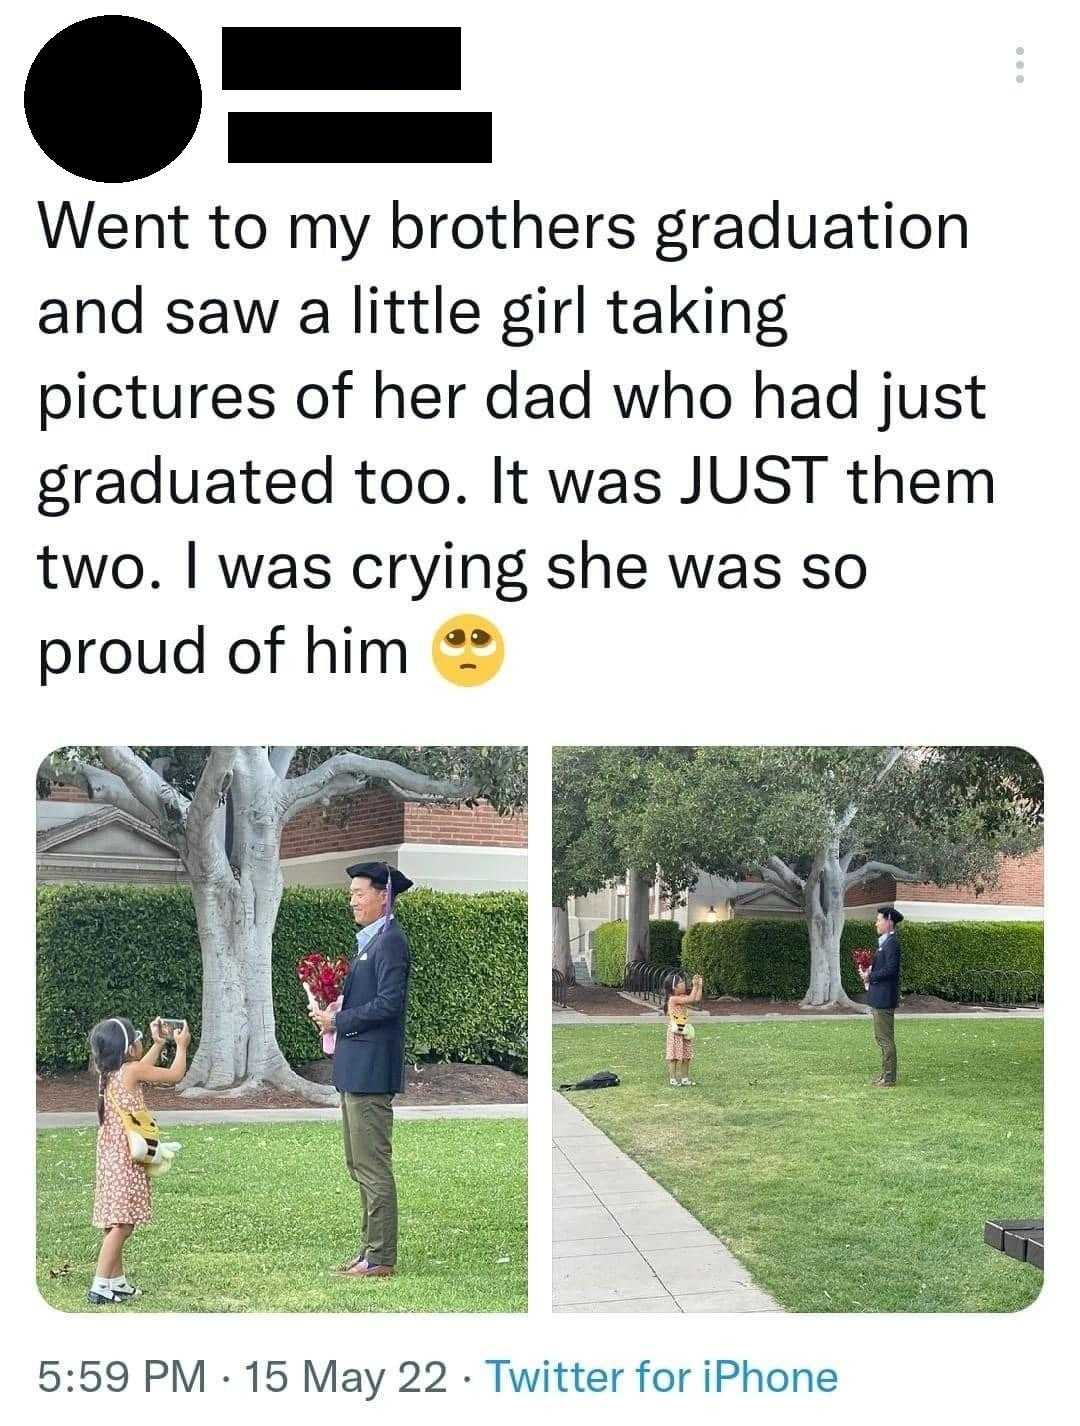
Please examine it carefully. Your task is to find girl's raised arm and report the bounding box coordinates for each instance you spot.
[128,1022,190,1086]
[668,976,704,1007]
[139,1018,166,1066]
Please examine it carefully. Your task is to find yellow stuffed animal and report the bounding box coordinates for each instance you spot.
[110,1091,182,1175]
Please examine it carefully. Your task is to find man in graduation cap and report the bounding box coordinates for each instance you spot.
[858,906,903,1086]
[309,860,413,1277]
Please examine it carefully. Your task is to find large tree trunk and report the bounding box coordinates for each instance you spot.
[184,878,249,1089]
[626,867,651,965]
[552,905,574,980]
[181,763,339,1104]
[801,841,862,1009]
[181,874,338,1103]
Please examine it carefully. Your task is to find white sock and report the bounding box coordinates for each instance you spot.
[108,1275,128,1288]
[669,1077,679,1086]
[92,1276,112,1294]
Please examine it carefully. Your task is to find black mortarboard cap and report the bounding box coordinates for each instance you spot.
[345,861,414,896]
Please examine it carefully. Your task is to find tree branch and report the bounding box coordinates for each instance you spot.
[281,753,478,824]
[268,746,296,778]
[99,746,188,830]
[845,860,921,890]
[836,746,905,836]
[874,747,905,782]
[384,778,450,804]
[757,855,805,897]
[282,774,370,822]
[52,760,149,823]
[186,748,239,884]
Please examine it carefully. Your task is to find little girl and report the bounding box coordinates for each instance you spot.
[662,970,703,1086]
[87,1015,189,1305]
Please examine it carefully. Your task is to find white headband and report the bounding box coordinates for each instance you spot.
[108,1017,130,1052]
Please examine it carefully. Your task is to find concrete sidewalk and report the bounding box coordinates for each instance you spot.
[39,1103,527,1129]
[554,1007,1044,1025]
[553,1092,780,1314]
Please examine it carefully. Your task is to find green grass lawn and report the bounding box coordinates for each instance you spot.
[38,1118,526,1313]
[554,1018,1042,1312]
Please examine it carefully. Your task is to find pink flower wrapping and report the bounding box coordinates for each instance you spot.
[322,996,342,1055]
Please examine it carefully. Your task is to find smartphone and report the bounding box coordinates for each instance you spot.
[159,1018,186,1037]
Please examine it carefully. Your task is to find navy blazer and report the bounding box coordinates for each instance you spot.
[866,931,901,1010]
[332,918,411,1095]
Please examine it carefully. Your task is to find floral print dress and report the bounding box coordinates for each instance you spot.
[666,1004,694,1062]
[92,1071,152,1228]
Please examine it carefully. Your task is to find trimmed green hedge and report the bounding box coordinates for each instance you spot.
[37,884,527,1074]
[681,917,1044,1000]
[38,885,201,1073]
[592,918,685,985]
[892,919,1043,997]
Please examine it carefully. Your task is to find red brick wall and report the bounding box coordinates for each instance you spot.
[49,785,90,803]
[405,802,528,848]
[278,793,527,857]
[898,849,1043,906]
[280,791,405,859]
[846,876,894,907]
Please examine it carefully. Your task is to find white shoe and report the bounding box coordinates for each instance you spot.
[680,1078,694,1087]
[87,1283,141,1305]
[669,1078,679,1087]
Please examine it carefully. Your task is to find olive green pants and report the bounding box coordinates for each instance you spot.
[340,1092,398,1267]
[872,1009,897,1084]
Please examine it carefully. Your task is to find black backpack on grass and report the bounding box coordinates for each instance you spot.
[560,1070,620,1090]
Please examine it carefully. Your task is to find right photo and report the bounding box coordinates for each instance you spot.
[551,746,1044,1314]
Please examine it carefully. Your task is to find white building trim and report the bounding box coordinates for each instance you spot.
[282,841,527,894]
[282,842,527,866]
[878,900,1042,923]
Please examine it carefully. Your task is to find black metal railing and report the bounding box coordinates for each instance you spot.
[917,968,1043,1008]
[552,968,569,1008]
[622,962,687,1008]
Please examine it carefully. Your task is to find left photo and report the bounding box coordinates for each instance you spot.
[35,745,528,1313]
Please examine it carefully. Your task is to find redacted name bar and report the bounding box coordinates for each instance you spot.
[227,111,492,164]
[221,26,462,91]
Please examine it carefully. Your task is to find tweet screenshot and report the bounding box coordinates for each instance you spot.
[8,1,1074,1421]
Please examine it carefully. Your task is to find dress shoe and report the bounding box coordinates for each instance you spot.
[344,1259,394,1278]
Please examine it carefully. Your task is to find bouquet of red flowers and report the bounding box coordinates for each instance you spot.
[297,953,350,1054]
[852,948,874,974]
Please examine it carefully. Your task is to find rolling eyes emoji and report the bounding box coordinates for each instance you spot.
[432,614,505,687]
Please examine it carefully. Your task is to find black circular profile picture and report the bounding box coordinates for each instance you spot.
[24,16,201,182]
